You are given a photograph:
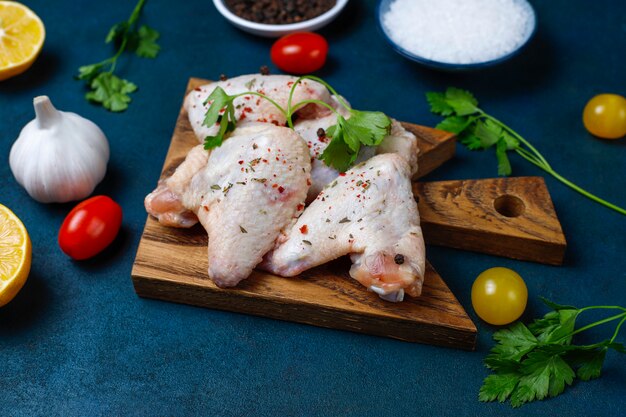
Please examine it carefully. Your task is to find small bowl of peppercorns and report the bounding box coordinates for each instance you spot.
[213,0,349,37]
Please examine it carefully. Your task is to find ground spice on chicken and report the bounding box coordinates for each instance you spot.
[225,0,336,25]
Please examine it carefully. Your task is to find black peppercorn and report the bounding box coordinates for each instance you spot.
[394,254,405,265]
[224,0,336,25]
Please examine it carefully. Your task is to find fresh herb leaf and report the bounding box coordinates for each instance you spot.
[571,347,607,381]
[479,373,519,403]
[343,110,391,147]
[318,110,391,171]
[77,0,160,112]
[474,119,502,149]
[479,299,626,407]
[133,25,160,58]
[319,130,357,173]
[106,21,129,44]
[496,138,512,176]
[436,115,474,134]
[199,74,392,172]
[426,87,626,215]
[201,87,238,149]
[85,72,137,112]
[244,78,257,90]
[77,63,103,81]
[426,92,454,116]
[443,87,479,116]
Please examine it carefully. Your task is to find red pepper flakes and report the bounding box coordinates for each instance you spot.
[244,107,253,113]
[297,204,304,211]
[238,160,244,165]
[299,225,308,234]
[339,173,346,177]
[272,184,278,188]
[194,87,202,91]
[306,179,312,186]
[278,186,285,193]
[271,120,280,126]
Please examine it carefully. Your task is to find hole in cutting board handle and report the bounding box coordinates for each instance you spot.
[494,195,525,217]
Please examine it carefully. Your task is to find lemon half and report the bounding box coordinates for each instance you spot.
[0,1,45,81]
[0,204,31,307]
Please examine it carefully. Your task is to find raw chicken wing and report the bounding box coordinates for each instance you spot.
[181,124,311,287]
[186,74,333,141]
[263,153,425,302]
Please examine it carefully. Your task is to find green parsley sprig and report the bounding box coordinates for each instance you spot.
[202,75,391,172]
[480,298,626,407]
[76,0,160,112]
[427,88,626,216]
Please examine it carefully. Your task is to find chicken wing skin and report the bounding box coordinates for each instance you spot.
[262,153,425,301]
[181,124,311,287]
[185,74,333,142]
[144,145,208,228]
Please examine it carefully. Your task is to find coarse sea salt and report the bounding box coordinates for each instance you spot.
[382,0,535,65]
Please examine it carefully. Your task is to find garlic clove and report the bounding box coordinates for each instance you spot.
[9,96,110,203]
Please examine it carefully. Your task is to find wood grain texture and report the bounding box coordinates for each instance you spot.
[414,177,567,265]
[131,77,476,350]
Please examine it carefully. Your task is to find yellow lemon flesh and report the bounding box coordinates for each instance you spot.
[0,1,45,81]
[0,204,31,307]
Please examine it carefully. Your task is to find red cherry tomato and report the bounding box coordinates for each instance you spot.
[270,32,328,74]
[58,196,123,260]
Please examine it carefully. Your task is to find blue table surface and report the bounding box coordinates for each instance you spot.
[1,0,625,415]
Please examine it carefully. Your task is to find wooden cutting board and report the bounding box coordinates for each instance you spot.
[132,78,476,350]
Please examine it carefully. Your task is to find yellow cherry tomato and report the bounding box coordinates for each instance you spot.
[582,94,626,139]
[471,267,528,325]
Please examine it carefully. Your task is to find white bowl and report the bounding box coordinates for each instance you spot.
[212,0,350,37]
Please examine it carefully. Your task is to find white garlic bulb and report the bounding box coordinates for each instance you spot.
[9,96,110,203]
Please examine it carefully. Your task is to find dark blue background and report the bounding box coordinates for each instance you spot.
[1,1,625,415]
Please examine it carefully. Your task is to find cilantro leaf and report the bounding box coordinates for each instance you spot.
[436,115,474,134]
[486,322,537,364]
[571,347,607,381]
[496,138,512,176]
[444,87,479,116]
[512,350,575,406]
[319,124,358,172]
[85,72,137,112]
[106,21,129,44]
[77,63,103,81]
[76,0,159,111]
[343,110,391,147]
[474,119,502,149]
[426,92,454,116]
[318,110,391,171]
[541,298,578,311]
[202,87,237,149]
[480,298,626,408]
[202,87,235,128]
[479,373,518,403]
[134,25,160,58]
[426,87,626,214]
[458,131,483,151]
